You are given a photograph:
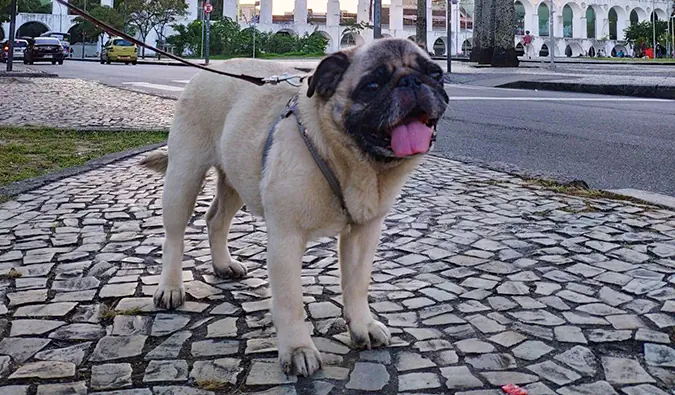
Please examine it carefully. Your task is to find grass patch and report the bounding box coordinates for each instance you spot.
[591,57,675,63]
[99,305,145,320]
[195,380,232,391]
[0,126,168,188]
[0,268,23,279]
[523,177,653,205]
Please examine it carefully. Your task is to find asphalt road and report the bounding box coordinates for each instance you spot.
[46,60,675,196]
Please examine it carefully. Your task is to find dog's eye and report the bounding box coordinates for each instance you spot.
[365,82,380,92]
[430,71,442,81]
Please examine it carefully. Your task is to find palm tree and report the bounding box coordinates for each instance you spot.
[491,0,519,66]
[416,0,427,51]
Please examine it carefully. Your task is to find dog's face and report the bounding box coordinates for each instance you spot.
[307,38,449,161]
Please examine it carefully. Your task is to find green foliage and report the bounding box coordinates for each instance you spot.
[71,5,124,43]
[623,20,670,46]
[17,0,50,14]
[167,18,329,58]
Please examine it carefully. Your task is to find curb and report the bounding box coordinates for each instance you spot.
[0,71,58,78]
[0,141,167,200]
[496,80,675,100]
[605,188,675,210]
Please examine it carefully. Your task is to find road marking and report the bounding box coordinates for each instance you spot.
[121,82,185,92]
[172,80,191,84]
[446,96,671,102]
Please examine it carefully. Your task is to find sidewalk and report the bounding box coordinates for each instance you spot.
[0,146,674,395]
[0,75,674,395]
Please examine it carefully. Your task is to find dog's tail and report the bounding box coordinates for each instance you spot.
[139,152,169,175]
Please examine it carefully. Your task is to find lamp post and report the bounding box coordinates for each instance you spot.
[549,0,555,66]
[652,0,656,55]
[374,0,382,38]
[6,0,17,72]
[446,0,457,72]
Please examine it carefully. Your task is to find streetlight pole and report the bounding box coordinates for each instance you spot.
[6,0,17,72]
[652,0,656,56]
[374,0,382,38]
[446,0,451,72]
[549,1,555,66]
[205,0,211,65]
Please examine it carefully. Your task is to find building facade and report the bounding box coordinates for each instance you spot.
[2,0,673,57]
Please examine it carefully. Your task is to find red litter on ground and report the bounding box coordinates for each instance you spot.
[502,384,528,395]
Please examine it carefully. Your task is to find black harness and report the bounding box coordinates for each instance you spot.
[262,94,354,225]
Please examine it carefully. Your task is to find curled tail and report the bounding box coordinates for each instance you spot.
[139,152,169,175]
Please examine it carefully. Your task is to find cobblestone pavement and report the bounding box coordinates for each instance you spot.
[0,151,674,395]
[0,77,175,130]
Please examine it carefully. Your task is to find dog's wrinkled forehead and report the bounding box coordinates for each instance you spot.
[306,38,432,100]
[351,38,429,75]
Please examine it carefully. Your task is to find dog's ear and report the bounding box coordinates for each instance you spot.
[307,51,352,99]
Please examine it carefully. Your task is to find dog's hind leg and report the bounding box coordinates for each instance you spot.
[154,152,209,310]
[206,167,247,278]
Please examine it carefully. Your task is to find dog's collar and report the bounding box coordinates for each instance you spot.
[262,93,354,225]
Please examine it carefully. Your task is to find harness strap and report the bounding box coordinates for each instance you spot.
[262,94,354,225]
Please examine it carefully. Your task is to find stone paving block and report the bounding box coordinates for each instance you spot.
[0,147,672,393]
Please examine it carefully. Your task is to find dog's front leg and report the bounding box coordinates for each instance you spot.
[338,216,391,349]
[266,223,322,377]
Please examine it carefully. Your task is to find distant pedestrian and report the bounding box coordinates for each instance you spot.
[523,31,533,59]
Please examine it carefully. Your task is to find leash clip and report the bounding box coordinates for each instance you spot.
[262,73,305,87]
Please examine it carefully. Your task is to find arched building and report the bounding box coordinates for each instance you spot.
[2,0,672,57]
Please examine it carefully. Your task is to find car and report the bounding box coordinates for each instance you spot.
[101,37,138,65]
[0,39,28,62]
[23,37,65,65]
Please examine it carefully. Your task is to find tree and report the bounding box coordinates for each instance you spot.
[17,0,51,14]
[1,0,12,25]
[151,0,188,47]
[126,0,187,58]
[491,0,518,66]
[624,20,669,47]
[477,0,495,64]
[71,5,124,44]
[416,0,426,51]
[469,0,483,62]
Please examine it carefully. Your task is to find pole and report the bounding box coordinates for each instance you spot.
[373,0,382,38]
[205,0,211,65]
[549,1,555,66]
[455,3,459,56]
[446,0,451,72]
[200,3,205,59]
[652,0,656,56]
[6,0,17,71]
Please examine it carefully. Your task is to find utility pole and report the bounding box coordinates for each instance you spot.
[373,0,382,38]
[6,0,17,72]
[652,0,656,56]
[549,2,555,67]
[446,0,451,72]
[205,0,212,65]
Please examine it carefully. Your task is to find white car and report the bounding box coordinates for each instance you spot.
[1,39,28,61]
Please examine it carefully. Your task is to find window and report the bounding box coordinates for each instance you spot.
[538,3,549,36]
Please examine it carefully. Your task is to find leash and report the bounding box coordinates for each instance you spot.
[262,93,354,225]
[52,0,309,86]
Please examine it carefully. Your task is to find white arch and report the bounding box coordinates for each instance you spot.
[608,6,626,41]
[340,32,364,48]
[432,36,446,56]
[16,20,50,38]
[562,2,583,38]
[564,41,584,57]
[276,28,297,36]
[631,7,647,23]
[311,30,333,53]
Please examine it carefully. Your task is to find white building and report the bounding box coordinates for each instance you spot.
[2,0,672,57]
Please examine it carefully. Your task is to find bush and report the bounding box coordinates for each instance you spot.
[167,18,328,58]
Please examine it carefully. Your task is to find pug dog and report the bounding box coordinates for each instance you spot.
[140,37,449,377]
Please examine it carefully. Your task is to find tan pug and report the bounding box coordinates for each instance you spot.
[140,37,449,377]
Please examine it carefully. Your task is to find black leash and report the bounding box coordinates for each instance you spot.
[52,0,309,86]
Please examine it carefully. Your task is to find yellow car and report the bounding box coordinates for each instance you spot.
[101,37,138,65]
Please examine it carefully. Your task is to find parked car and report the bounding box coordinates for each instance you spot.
[0,39,28,62]
[101,37,138,65]
[23,37,65,65]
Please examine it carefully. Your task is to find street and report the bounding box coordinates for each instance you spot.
[46,60,675,196]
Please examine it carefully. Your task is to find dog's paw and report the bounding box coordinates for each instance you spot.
[213,259,248,279]
[348,319,391,349]
[279,344,323,377]
[153,284,186,310]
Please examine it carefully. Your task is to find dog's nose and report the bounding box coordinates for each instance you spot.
[398,74,422,89]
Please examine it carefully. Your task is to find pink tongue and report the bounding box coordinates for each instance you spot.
[390,121,433,157]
